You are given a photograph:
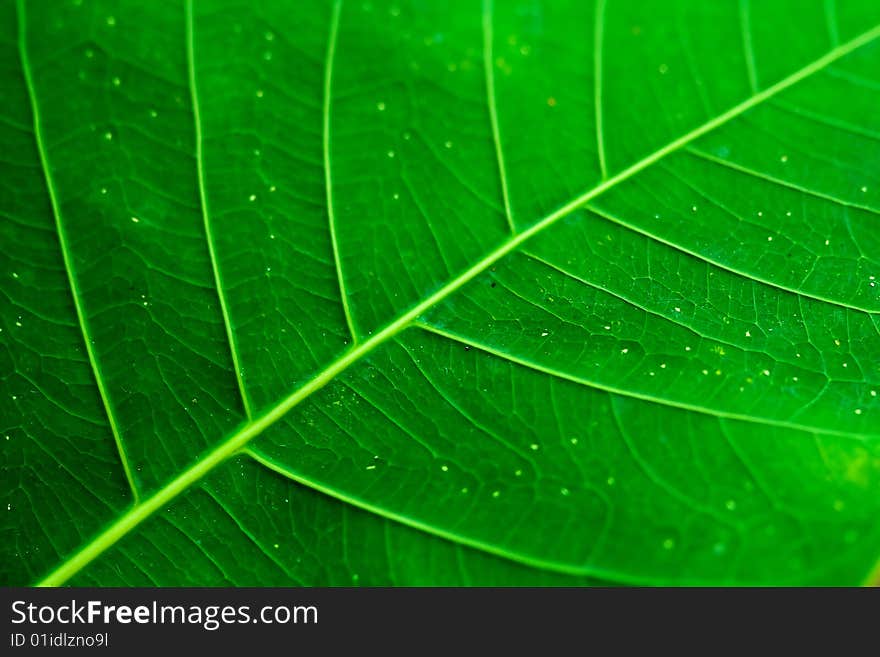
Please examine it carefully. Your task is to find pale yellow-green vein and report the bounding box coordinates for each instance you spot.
[324,0,358,342]
[185,0,253,418]
[17,0,140,502]
[482,0,516,234]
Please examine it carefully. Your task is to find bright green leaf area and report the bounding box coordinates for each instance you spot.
[2,0,880,587]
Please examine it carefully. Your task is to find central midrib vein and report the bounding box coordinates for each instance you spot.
[35,20,880,587]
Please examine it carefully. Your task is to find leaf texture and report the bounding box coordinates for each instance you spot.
[2,0,880,586]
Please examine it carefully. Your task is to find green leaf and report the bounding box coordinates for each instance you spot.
[2,0,880,587]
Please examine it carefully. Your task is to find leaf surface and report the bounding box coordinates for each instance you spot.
[2,0,880,586]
